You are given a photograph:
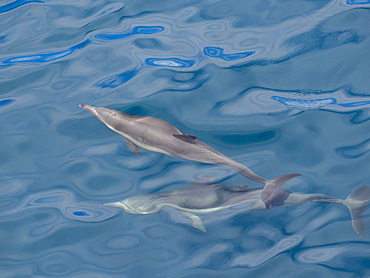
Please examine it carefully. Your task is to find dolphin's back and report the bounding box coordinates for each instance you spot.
[157,184,259,211]
[131,116,181,135]
[122,115,244,166]
[162,184,293,211]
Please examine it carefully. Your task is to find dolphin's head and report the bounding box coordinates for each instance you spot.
[104,195,160,215]
[79,104,129,133]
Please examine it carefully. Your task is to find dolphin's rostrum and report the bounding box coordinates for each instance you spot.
[104,181,370,235]
[80,104,301,208]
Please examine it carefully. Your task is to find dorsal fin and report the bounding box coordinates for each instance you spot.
[173,134,197,144]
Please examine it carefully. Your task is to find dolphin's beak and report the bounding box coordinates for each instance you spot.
[80,104,95,114]
[79,104,102,121]
[102,202,121,207]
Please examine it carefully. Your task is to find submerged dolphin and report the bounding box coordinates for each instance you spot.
[80,104,300,208]
[105,182,370,235]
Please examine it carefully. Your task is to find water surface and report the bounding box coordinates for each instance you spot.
[1,0,370,277]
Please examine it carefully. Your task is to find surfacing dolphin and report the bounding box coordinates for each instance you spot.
[104,182,370,235]
[80,104,300,208]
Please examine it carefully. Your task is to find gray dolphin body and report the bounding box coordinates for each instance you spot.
[105,182,370,235]
[80,104,300,208]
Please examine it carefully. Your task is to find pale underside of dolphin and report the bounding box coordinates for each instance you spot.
[80,104,301,208]
[104,182,370,236]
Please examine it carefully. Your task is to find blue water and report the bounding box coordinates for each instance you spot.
[1,0,370,277]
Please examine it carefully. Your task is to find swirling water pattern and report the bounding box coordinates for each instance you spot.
[0,0,369,277]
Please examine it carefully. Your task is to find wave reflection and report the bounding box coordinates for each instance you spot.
[294,242,370,276]
[0,0,44,14]
[95,69,140,88]
[2,40,90,65]
[347,0,370,4]
[204,47,255,61]
[93,26,164,41]
[145,58,195,68]
[0,99,14,108]
[216,86,370,117]
[1,188,117,223]
[336,138,370,159]
[1,25,164,66]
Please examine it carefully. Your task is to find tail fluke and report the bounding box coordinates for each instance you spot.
[261,173,301,209]
[344,185,370,236]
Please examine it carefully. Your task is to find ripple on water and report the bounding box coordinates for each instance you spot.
[0,99,14,108]
[0,0,44,14]
[231,232,303,267]
[336,138,370,159]
[12,189,119,224]
[294,242,370,276]
[64,205,116,223]
[347,0,370,5]
[88,230,144,257]
[138,162,234,191]
[203,47,255,61]
[95,68,140,88]
[296,245,343,263]
[107,234,141,250]
[35,250,83,277]
[145,58,195,68]
[216,86,370,117]
[93,26,165,41]
[181,243,233,270]
[2,40,90,65]
[143,224,174,240]
[0,177,36,212]
[30,223,56,237]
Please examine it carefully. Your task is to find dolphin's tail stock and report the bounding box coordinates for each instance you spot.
[261,173,302,209]
[343,185,370,236]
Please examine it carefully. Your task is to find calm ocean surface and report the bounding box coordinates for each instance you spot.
[1,0,370,277]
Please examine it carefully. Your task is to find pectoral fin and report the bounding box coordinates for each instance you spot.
[182,212,206,232]
[173,134,197,144]
[124,138,141,157]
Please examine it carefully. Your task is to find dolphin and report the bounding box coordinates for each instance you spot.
[80,104,301,208]
[104,181,370,235]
